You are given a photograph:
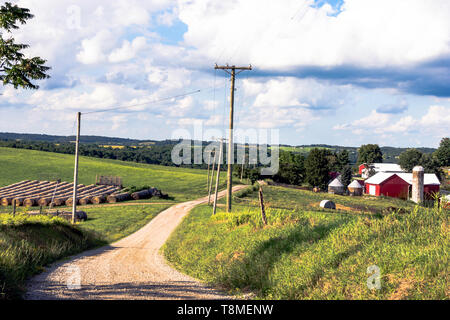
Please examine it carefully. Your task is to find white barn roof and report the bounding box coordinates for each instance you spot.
[397,173,441,185]
[371,163,405,173]
[365,172,396,185]
[365,172,441,186]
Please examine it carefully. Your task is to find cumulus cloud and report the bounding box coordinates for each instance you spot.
[246,77,350,110]
[1,0,449,147]
[334,105,450,140]
[178,0,450,68]
[108,37,148,63]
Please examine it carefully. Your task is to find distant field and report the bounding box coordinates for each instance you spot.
[164,185,448,299]
[0,147,226,202]
[278,146,331,154]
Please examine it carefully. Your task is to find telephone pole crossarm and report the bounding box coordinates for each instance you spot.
[214,64,252,213]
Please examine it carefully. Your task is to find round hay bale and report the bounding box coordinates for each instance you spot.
[79,197,92,205]
[65,198,78,207]
[91,195,106,204]
[131,189,152,200]
[107,192,131,203]
[13,198,25,206]
[53,197,68,206]
[75,211,88,221]
[23,198,37,207]
[320,200,336,210]
[1,198,12,206]
[38,198,51,207]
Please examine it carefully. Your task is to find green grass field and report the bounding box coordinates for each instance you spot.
[164,185,449,299]
[0,147,226,202]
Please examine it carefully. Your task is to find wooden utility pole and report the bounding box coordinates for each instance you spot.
[208,149,217,205]
[212,139,224,215]
[258,186,267,226]
[72,112,81,224]
[206,152,211,191]
[215,64,252,213]
[240,154,245,182]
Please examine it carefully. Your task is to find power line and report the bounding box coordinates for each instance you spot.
[81,90,202,115]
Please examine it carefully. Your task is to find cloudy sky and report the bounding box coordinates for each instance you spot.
[0,0,449,147]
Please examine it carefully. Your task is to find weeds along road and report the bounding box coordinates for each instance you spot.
[25,185,247,300]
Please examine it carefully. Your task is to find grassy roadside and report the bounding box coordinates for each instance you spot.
[0,203,172,299]
[0,214,102,300]
[164,186,449,299]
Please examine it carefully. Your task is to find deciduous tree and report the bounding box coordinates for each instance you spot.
[0,2,50,89]
[357,144,383,165]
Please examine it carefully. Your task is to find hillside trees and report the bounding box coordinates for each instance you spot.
[0,2,50,89]
[435,137,450,166]
[399,148,443,180]
[305,148,332,189]
[340,166,353,188]
[272,151,305,185]
[398,149,424,171]
[336,150,350,171]
[357,144,383,165]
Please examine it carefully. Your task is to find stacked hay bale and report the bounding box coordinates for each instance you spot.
[131,189,153,200]
[107,192,132,203]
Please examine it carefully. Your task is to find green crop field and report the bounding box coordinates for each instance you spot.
[164,185,449,300]
[0,147,227,202]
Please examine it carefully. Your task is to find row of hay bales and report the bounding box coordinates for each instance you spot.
[0,180,120,207]
[328,178,364,196]
[106,187,166,203]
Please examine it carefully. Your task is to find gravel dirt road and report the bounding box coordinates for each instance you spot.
[25,185,247,300]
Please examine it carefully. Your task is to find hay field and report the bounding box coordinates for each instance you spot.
[0,147,226,202]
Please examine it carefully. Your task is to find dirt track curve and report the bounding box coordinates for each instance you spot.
[25,185,247,300]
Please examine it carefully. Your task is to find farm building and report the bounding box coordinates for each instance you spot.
[364,172,440,200]
[348,180,363,196]
[359,163,405,178]
[328,178,345,195]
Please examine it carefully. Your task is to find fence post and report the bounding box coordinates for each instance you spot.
[12,200,16,217]
[259,186,267,226]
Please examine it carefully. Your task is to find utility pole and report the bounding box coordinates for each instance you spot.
[72,112,81,224]
[215,64,252,212]
[240,154,245,182]
[212,139,224,215]
[208,149,217,205]
[206,152,211,192]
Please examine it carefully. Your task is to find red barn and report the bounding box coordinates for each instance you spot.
[364,172,440,200]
